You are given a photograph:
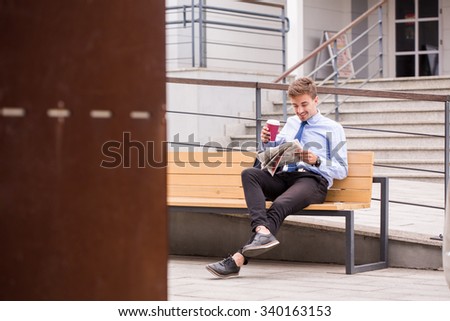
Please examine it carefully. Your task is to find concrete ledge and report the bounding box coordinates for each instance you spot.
[169,211,443,271]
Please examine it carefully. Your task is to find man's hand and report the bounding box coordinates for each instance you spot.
[295,149,318,165]
[261,126,271,143]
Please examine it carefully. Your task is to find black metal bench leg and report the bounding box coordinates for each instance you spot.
[377,176,389,265]
[345,210,355,274]
[344,177,389,274]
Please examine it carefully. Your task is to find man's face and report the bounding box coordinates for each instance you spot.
[290,94,318,121]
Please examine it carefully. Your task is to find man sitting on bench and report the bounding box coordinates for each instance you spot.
[206,77,348,278]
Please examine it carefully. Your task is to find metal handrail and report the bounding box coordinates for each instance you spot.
[166,1,289,71]
[167,76,449,101]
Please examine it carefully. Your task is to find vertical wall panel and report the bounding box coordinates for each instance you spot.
[0,0,167,300]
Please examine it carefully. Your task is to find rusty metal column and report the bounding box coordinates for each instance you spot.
[0,0,167,300]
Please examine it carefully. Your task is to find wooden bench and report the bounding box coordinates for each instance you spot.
[167,150,389,274]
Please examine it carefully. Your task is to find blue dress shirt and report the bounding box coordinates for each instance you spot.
[262,111,348,188]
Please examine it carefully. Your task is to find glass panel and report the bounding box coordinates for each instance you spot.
[419,0,438,18]
[419,21,439,50]
[396,0,415,20]
[396,55,415,77]
[396,23,415,51]
[420,54,438,76]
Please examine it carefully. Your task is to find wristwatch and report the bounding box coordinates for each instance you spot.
[313,156,322,167]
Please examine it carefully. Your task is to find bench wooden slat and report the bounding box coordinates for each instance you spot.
[168,163,373,177]
[168,151,255,163]
[169,187,372,202]
[168,196,248,208]
[168,150,373,164]
[167,197,370,211]
[325,189,372,203]
[169,185,245,199]
[168,164,245,175]
[330,177,372,189]
[169,175,372,190]
[168,174,242,186]
[304,202,371,210]
[347,152,374,163]
[346,164,374,177]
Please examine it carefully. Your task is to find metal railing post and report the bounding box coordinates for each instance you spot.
[281,7,287,76]
[256,86,262,148]
[445,101,450,209]
[445,100,450,289]
[191,0,196,67]
[378,5,384,77]
[281,7,288,121]
[332,40,340,122]
[198,0,206,67]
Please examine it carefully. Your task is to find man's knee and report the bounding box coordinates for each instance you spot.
[270,196,309,216]
[241,167,261,180]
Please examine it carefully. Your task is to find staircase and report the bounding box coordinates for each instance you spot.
[230,77,450,183]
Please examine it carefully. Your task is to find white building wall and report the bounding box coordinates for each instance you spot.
[286,0,303,77]
[302,0,352,76]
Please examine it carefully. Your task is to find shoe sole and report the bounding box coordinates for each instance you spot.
[242,239,280,257]
[205,265,239,279]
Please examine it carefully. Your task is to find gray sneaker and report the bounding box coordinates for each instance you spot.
[206,256,240,278]
[242,233,280,257]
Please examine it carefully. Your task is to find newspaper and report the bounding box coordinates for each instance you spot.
[256,139,303,176]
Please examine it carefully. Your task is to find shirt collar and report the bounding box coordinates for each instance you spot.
[305,109,322,125]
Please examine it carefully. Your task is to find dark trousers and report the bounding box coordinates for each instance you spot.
[241,167,328,236]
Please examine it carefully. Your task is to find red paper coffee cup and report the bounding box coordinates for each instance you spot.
[266,119,280,141]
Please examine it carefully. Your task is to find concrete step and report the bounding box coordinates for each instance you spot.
[338,111,443,124]
[342,122,444,136]
[373,173,443,183]
[318,75,450,90]
[344,128,443,137]
[334,76,450,91]
[243,121,445,136]
[346,135,443,149]
[375,159,444,171]
[265,107,444,123]
[374,159,444,183]
[349,146,443,159]
[274,98,445,111]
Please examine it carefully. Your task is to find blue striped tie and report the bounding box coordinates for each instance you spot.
[286,121,307,172]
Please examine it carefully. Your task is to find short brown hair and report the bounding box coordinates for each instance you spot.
[288,77,317,99]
